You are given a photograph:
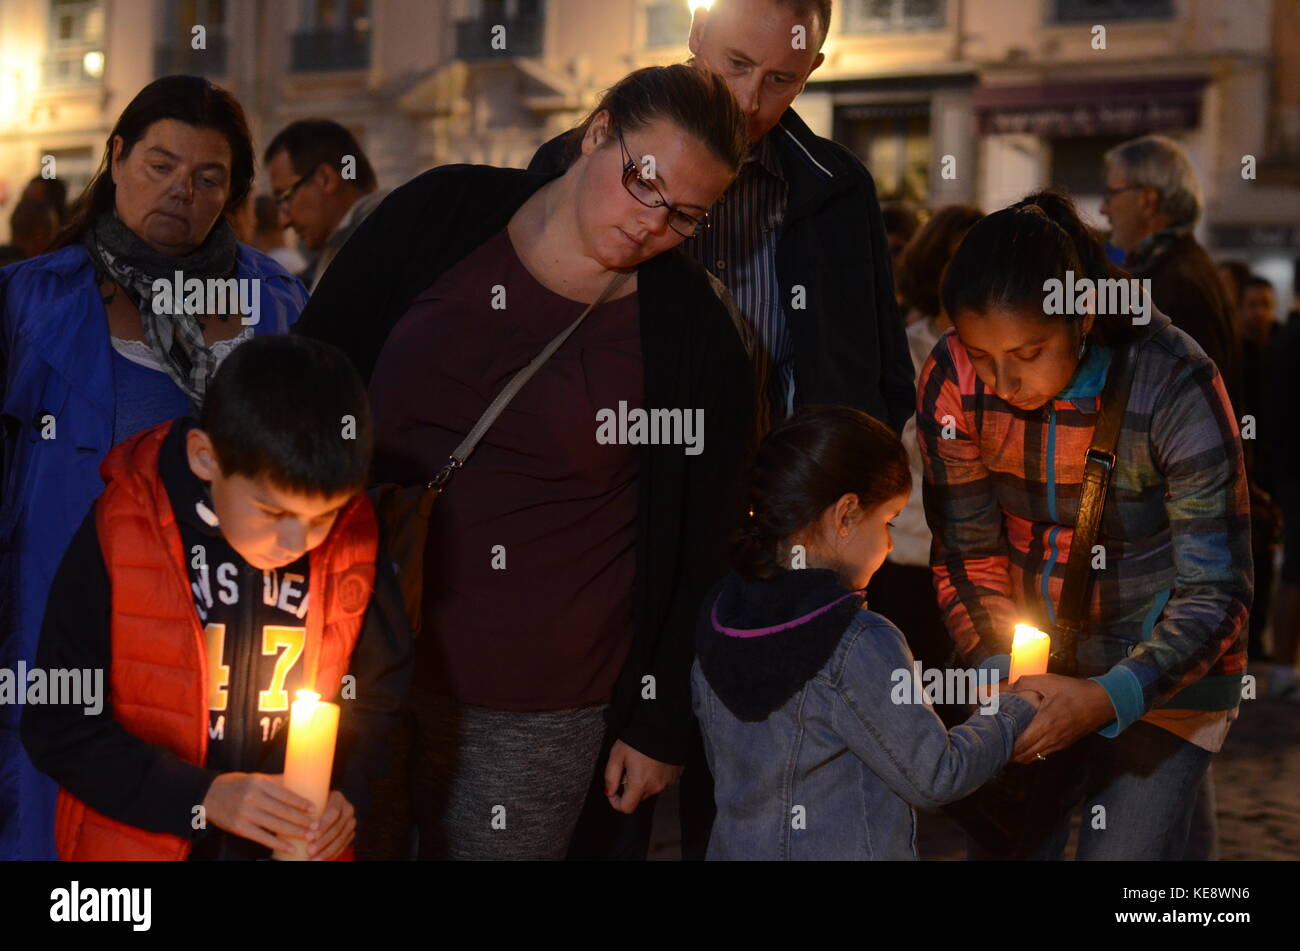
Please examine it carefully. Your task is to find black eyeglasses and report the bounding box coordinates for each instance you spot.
[273,162,324,208]
[617,129,708,238]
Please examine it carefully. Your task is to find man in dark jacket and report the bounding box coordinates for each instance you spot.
[1101,134,1242,406]
[1102,134,1243,862]
[529,0,914,435]
[1235,275,1282,660]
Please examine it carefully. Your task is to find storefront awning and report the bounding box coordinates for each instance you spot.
[973,76,1207,137]
[1210,224,1300,250]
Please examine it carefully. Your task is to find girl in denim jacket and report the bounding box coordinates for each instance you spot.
[692,406,1041,860]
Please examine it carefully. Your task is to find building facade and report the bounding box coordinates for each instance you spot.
[0,0,1296,298]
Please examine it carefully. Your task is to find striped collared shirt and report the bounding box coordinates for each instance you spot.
[683,132,792,420]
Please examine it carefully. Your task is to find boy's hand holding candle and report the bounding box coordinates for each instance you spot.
[199,773,355,859]
[201,772,315,853]
[303,790,356,860]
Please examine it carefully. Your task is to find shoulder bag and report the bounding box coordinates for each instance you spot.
[369,270,633,635]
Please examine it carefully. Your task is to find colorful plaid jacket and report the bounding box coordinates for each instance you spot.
[917,309,1250,735]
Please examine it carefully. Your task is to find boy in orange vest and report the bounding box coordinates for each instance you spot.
[22,335,411,860]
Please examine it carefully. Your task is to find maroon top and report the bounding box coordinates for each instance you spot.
[369,228,643,710]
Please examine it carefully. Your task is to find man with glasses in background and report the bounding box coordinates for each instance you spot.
[1101,133,1241,863]
[265,119,386,294]
[1101,134,1240,405]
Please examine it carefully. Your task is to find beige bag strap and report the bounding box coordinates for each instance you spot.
[425,270,633,489]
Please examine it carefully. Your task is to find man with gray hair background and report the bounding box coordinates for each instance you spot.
[1101,134,1241,405]
[1102,133,1247,862]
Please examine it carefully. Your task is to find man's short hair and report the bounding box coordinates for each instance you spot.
[1105,134,1203,227]
[712,0,833,50]
[200,335,373,498]
[263,119,377,193]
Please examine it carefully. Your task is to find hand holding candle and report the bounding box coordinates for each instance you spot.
[199,772,315,854]
[273,689,340,861]
[1008,623,1051,684]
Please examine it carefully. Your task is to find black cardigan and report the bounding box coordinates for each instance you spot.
[294,163,755,764]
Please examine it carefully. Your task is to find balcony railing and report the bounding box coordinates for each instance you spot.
[842,0,947,33]
[1050,0,1173,23]
[43,50,101,87]
[290,28,371,72]
[646,1,693,47]
[155,35,228,77]
[454,16,543,60]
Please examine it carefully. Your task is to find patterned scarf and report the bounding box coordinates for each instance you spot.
[85,211,239,408]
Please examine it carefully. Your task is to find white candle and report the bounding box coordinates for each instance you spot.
[273,689,340,861]
[1009,623,1051,683]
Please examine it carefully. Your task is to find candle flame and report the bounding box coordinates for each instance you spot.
[294,689,321,704]
[1013,623,1050,646]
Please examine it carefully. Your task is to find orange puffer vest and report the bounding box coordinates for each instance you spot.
[54,421,378,861]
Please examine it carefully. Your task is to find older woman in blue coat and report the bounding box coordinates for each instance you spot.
[0,75,307,860]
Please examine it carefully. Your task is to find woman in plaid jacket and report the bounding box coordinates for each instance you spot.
[917,191,1250,860]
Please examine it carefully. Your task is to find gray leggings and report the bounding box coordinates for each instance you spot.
[410,690,609,860]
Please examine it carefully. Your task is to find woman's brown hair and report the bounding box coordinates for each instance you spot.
[561,64,748,175]
[56,75,255,250]
[940,189,1143,348]
[896,204,983,318]
[733,405,911,582]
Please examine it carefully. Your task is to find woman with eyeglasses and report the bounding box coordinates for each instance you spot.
[294,64,755,860]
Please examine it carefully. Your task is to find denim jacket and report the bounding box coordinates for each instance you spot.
[692,568,1036,860]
